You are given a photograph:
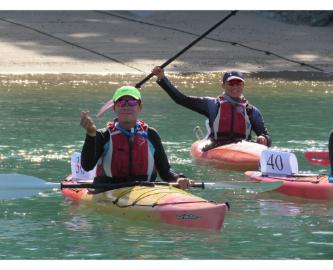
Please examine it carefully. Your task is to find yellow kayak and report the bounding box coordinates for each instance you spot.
[61,177,228,231]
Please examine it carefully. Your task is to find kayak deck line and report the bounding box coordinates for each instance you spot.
[110,185,189,203]
[111,186,205,207]
[115,199,213,208]
[261,174,327,183]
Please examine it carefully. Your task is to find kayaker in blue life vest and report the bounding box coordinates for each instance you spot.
[79,86,193,190]
[152,66,272,151]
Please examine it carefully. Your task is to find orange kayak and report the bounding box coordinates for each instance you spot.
[191,139,267,171]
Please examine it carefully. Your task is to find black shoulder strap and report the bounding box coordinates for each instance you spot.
[246,104,254,123]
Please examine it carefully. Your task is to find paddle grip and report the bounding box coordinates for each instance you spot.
[191,182,205,189]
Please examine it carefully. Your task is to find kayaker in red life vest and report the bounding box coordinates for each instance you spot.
[152,67,271,151]
[79,86,193,190]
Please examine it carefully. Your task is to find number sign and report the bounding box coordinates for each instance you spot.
[260,149,298,176]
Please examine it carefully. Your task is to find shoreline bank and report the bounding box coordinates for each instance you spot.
[1,71,332,83]
[0,11,332,80]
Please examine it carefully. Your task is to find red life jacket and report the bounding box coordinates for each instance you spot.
[96,120,155,181]
[212,96,251,142]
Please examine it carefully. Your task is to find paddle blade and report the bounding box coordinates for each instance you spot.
[304,151,329,166]
[0,189,47,200]
[0,174,59,200]
[96,99,114,118]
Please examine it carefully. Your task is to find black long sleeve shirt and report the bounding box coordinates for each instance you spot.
[80,126,181,182]
[157,76,272,146]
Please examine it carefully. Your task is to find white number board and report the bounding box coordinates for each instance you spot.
[71,152,96,180]
[260,149,298,176]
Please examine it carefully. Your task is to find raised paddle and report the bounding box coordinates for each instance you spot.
[96,11,238,117]
[134,11,238,89]
[0,173,282,200]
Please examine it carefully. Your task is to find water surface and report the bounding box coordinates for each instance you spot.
[0,74,333,260]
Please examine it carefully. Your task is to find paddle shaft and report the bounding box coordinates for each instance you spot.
[60,181,204,190]
[60,180,282,192]
[134,10,238,89]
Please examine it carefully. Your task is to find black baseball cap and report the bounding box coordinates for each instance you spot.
[222,71,245,83]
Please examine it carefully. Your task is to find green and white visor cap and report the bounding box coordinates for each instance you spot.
[112,86,142,102]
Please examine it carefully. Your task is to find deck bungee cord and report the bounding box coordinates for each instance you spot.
[99,184,206,208]
[110,185,179,206]
[261,174,327,183]
[95,11,328,74]
[63,180,222,213]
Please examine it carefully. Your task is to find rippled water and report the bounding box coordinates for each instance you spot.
[0,74,333,260]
